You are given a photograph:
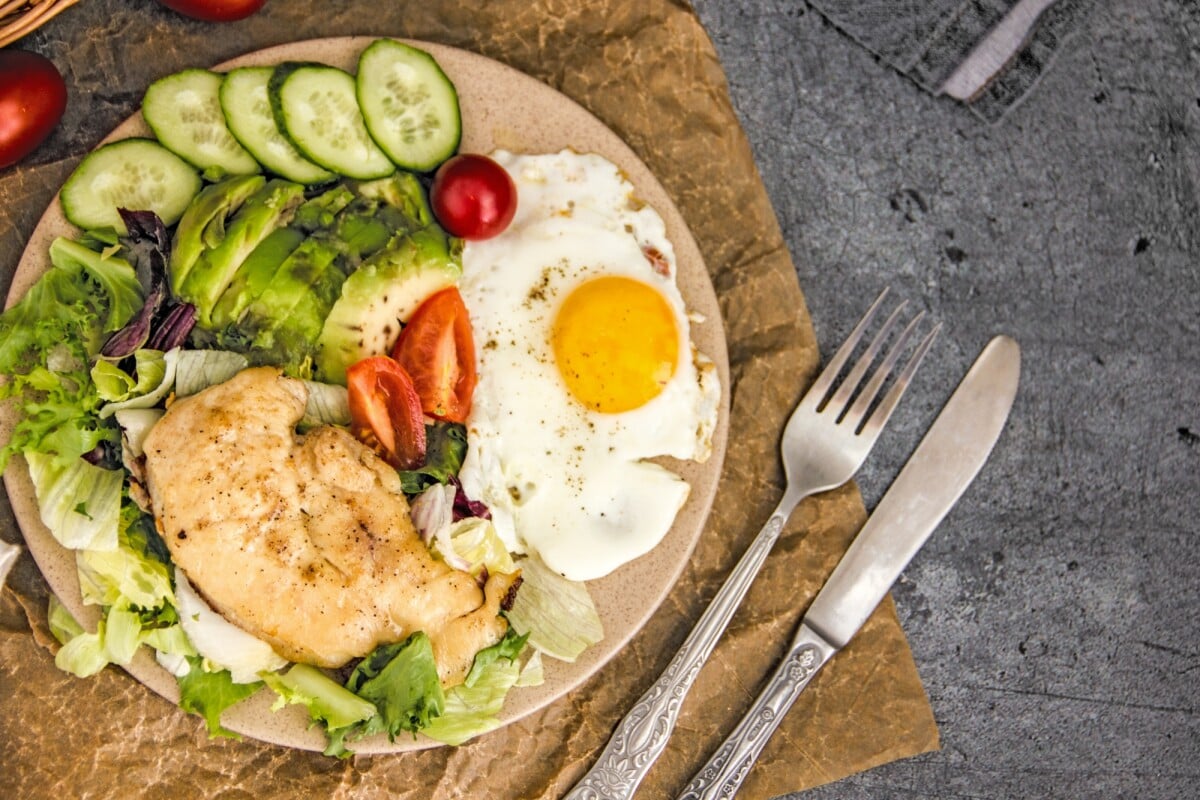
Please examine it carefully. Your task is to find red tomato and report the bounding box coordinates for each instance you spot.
[390,287,477,423]
[430,154,517,240]
[0,51,67,169]
[155,0,267,22]
[346,357,427,470]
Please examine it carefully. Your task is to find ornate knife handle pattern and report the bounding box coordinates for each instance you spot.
[677,625,835,800]
[564,504,795,800]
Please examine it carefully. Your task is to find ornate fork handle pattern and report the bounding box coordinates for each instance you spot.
[564,501,798,800]
[676,625,836,800]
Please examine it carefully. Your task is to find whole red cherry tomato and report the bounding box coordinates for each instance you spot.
[155,0,267,22]
[0,51,67,169]
[430,154,517,240]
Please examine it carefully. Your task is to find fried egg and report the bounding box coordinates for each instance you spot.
[457,150,719,582]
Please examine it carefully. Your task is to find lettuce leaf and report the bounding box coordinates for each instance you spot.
[25,452,121,552]
[97,348,180,418]
[423,652,522,746]
[75,501,173,610]
[176,656,262,738]
[0,245,141,470]
[445,517,517,577]
[174,348,249,397]
[299,380,350,427]
[91,349,168,403]
[399,422,467,494]
[47,594,84,646]
[505,555,604,662]
[346,633,444,740]
[261,664,377,758]
[464,626,528,688]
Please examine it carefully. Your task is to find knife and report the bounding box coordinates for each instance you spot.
[676,334,1020,800]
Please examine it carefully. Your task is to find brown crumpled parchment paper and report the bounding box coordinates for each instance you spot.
[0,2,939,797]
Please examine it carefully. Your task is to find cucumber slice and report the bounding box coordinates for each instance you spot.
[356,39,461,172]
[142,69,261,178]
[60,138,202,233]
[220,67,335,185]
[269,63,395,181]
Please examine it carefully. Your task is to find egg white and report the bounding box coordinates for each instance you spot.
[457,150,719,582]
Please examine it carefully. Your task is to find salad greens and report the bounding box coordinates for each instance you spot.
[0,236,142,473]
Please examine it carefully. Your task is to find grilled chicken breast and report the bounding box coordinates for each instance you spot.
[141,366,517,686]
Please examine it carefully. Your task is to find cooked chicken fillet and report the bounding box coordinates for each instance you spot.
[141,366,517,686]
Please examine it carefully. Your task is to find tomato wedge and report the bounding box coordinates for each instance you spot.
[390,287,477,423]
[346,357,427,470]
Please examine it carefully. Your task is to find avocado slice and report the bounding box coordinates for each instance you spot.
[316,225,461,385]
[243,237,346,366]
[355,171,432,228]
[180,179,306,326]
[292,184,356,233]
[169,174,266,295]
[209,226,307,329]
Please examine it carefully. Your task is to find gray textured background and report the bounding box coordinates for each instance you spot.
[686,0,1198,797]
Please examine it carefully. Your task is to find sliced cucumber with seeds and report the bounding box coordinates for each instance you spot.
[60,138,202,233]
[220,66,335,185]
[269,62,395,181]
[142,69,261,178]
[356,39,461,172]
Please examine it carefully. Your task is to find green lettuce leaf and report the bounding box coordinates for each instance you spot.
[464,625,528,688]
[174,348,249,397]
[98,348,180,418]
[91,349,168,403]
[505,555,604,662]
[422,652,522,746]
[47,594,84,646]
[300,380,350,427]
[25,452,121,552]
[47,238,143,333]
[346,633,445,740]
[262,664,377,758]
[176,656,262,738]
[444,517,517,577]
[0,236,143,471]
[75,501,173,609]
[399,422,467,493]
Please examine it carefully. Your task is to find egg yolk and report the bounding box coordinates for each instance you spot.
[552,276,679,413]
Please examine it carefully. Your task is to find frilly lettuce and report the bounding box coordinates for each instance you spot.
[0,237,143,472]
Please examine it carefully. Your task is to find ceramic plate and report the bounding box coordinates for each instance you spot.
[2,37,729,753]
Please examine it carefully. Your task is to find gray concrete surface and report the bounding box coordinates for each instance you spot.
[687,1,1199,797]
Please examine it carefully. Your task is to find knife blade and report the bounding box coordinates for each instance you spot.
[677,334,1020,800]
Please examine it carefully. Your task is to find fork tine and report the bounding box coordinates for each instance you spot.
[842,310,928,429]
[806,287,890,408]
[856,320,941,435]
[826,300,908,415]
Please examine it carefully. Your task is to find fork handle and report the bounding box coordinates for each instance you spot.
[675,624,836,800]
[563,496,800,800]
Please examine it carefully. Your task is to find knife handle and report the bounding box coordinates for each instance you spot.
[564,500,797,800]
[676,624,836,800]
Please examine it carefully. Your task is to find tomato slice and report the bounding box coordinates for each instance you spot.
[390,287,477,423]
[346,357,427,470]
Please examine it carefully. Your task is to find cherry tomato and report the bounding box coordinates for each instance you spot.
[430,154,517,240]
[347,357,427,470]
[0,51,67,169]
[390,287,477,423]
[155,0,267,22]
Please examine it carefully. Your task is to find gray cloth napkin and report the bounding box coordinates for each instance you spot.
[808,0,1096,121]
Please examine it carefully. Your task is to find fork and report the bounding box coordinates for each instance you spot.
[563,288,939,800]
